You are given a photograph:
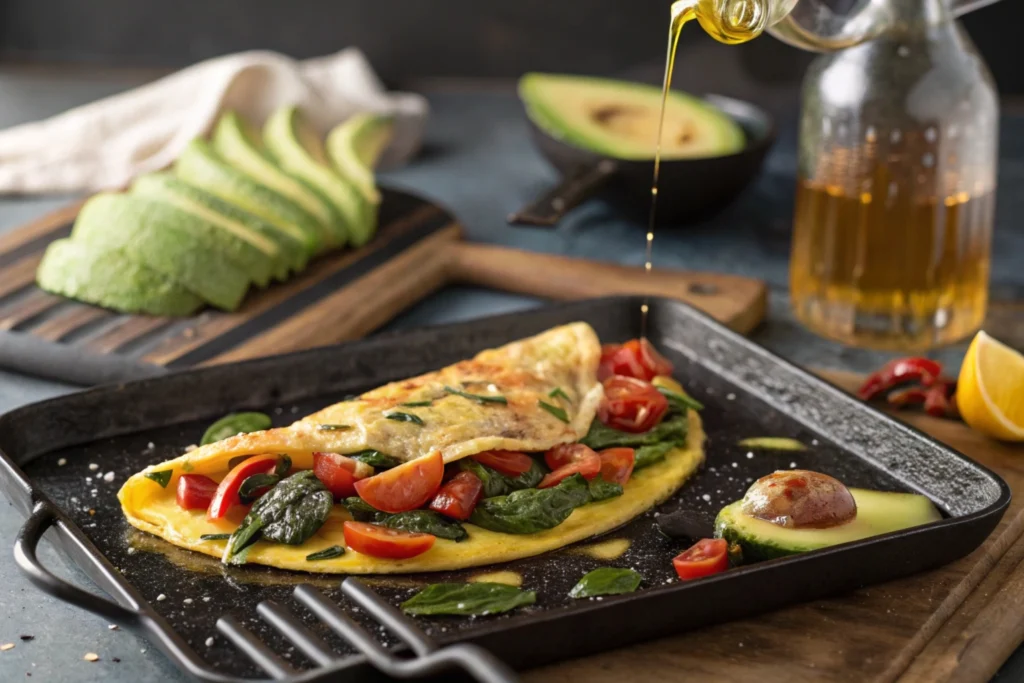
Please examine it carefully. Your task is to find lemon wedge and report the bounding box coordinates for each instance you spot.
[957,331,1024,441]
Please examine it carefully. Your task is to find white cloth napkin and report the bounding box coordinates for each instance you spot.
[0,48,429,195]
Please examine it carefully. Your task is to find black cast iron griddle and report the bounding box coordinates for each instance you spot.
[0,297,1010,682]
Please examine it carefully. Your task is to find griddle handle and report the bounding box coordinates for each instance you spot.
[508,159,618,227]
[14,502,139,623]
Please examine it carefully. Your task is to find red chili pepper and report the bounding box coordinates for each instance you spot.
[924,380,957,419]
[886,386,928,408]
[857,357,943,401]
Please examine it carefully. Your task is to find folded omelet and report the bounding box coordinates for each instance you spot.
[119,322,706,573]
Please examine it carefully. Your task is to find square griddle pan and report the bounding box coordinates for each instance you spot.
[0,296,1010,682]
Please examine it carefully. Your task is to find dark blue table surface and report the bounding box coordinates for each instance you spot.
[0,71,1021,681]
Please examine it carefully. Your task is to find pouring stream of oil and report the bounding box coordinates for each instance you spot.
[642,0,764,337]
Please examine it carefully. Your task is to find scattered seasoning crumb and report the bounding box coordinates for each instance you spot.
[140,649,147,654]
[726,393,736,400]
[103,471,115,483]
[184,598,193,605]
[205,637,214,647]
[202,596,211,602]
[746,452,754,459]
[147,442,155,450]
[738,642,744,648]
[790,461,798,468]
[702,494,711,502]
[88,509,96,516]
[83,653,99,662]
[19,635,33,642]
[88,463,99,471]
[731,462,739,468]
[274,407,283,415]
[57,458,67,466]
[70,497,78,504]
[1,643,14,651]
[108,624,118,631]
[290,406,299,414]
[112,658,121,663]
[127,547,136,555]
[156,594,166,601]
[812,439,819,446]
[85,477,91,483]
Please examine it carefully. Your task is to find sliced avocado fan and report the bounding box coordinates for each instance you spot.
[36,239,204,317]
[264,106,365,247]
[175,139,327,255]
[211,111,342,237]
[326,113,393,245]
[132,172,308,281]
[518,73,744,160]
[72,193,251,311]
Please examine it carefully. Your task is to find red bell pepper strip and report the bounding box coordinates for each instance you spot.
[857,357,943,401]
[886,386,928,409]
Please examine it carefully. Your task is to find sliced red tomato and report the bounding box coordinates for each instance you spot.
[313,452,373,499]
[353,451,444,513]
[598,375,669,433]
[673,538,729,580]
[176,474,219,510]
[343,522,435,559]
[472,450,534,477]
[429,471,484,520]
[539,444,601,489]
[598,339,674,381]
[207,453,280,520]
[598,447,636,485]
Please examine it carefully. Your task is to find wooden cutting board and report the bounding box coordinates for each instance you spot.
[0,188,765,385]
[526,371,1024,683]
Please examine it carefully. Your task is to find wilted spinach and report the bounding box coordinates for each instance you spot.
[469,474,591,534]
[201,412,272,446]
[341,499,468,541]
[580,414,688,451]
[347,450,401,469]
[226,470,332,561]
[457,457,546,498]
[587,476,623,502]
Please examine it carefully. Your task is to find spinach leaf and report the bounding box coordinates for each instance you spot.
[341,500,468,541]
[306,546,345,561]
[568,568,642,598]
[657,386,704,412]
[538,400,569,423]
[347,450,401,470]
[588,476,623,502]
[342,497,380,522]
[380,510,468,542]
[273,455,292,477]
[201,412,272,445]
[401,583,535,616]
[227,471,332,560]
[145,469,172,488]
[580,414,688,450]
[199,533,231,541]
[443,386,508,405]
[238,473,280,504]
[469,474,591,534]
[385,411,424,426]
[457,458,546,498]
[633,441,680,470]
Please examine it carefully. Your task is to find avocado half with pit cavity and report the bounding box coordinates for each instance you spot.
[264,106,364,248]
[519,72,744,160]
[715,470,942,563]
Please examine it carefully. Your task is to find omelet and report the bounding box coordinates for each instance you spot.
[119,322,706,573]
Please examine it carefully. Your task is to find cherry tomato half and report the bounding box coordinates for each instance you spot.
[673,538,729,580]
[598,339,674,381]
[313,452,374,499]
[429,471,484,520]
[472,450,534,477]
[539,443,601,488]
[343,521,436,559]
[353,451,444,513]
[207,454,280,520]
[598,447,636,485]
[598,376,669,433]
[176,474,219,511]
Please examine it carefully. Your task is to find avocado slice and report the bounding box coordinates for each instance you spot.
[175,139,327,255]
[36,239,204,316]
[211,111,342,237]
[715,489,942,563]
[264,106,365,247]
[72,193,251,311]
[132,172,307,281]
[326,113,393,245]
[518,73,744,160]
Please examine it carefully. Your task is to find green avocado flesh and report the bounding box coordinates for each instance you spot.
[715,489,942,563]
[36,239,203,316]
[72,193,251,311]
[518,72,744,160]
[264,106,365,248]
[326,113,393,244]
[211,111,340,237]
[175,139,326,255]
[131,172,307,280]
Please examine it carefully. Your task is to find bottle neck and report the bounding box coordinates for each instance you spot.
[887,0,952,26]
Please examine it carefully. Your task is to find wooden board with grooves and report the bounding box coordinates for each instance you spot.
[0,186,767,386]
[524,370,1024,683]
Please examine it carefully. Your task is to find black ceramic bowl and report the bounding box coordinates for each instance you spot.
[511,94,776,227]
